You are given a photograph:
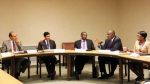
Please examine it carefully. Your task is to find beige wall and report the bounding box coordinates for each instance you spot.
[118,0,150,49]
[2,0,150,49]
[0,0,119,48]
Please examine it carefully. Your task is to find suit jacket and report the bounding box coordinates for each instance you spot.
[99,36,123,51]
[74,39,95,51]
[38,39,56,50]
[1,40,22,52]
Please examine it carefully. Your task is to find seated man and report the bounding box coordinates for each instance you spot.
[37,32,57,80]
[129,31,150,82]
[1,31,31,79]
[97,30,123,79]
[74,32,95,80]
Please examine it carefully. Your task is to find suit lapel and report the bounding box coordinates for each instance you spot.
[78,40,81,49]
[86,39,89,49]
[49,40,52,49]
[111,37,116,47]
[8,40,12,51]
[43,40,47,49]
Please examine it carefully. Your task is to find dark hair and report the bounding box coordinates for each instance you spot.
[138,31,147,39]
[81,32,87,35]
[43,32,50,37]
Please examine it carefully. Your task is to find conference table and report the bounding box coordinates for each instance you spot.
[0,69,23,84]
[1,49,150,84]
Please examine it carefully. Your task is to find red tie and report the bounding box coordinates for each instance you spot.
[13,41,16,51]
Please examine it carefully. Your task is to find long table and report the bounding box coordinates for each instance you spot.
[0,69,23,84]
[1,50,150,84]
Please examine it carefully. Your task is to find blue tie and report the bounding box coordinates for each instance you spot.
[46,40,50,49]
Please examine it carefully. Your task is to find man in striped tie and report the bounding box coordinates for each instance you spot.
[37,32,57,80]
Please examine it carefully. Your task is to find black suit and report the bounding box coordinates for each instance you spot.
[74,39,95,74]
[98,36,123,75]
[38,40,57,76]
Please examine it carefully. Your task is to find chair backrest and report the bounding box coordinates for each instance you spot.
[0,47,2,53]
[22,46,37,50]
[0,47,2,62]
[62,42,75,50]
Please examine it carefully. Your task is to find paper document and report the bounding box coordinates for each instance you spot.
[98,50,120,55]
[26,50,37,54]
[43,49,54,52]
[54,49,65,52]
[75,49,86,52]
[0,52,14,58]
[130,53,140,57]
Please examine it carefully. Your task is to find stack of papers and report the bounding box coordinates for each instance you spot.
[98,50,111,53]
[98,50,120,55]
[13,51,25,54]
[54,49,65,53]
[43,49,54,52]
[0,52,14,58]
[75,49,86,52]
[26,50,37,54]
[130,53,140,57]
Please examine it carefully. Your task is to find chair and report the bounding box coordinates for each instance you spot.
[36,50,62,78]
[99,46,128,79]
[0,47,10,74]
[0,46,32,78]
[22,46,37,79]
[127,62,150,82]
[62,42,75,66]
[62,42,97,78]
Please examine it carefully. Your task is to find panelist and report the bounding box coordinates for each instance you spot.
[74,32,95,80]
[97,30,123,79]
[129,31,150,82]
[1,31,31,79]
[37,32,57,80]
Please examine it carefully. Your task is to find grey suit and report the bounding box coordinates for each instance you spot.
[2,40,22,52]
[98,36,123,75]
[1,40,30,78]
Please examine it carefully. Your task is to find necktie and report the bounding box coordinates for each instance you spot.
[47,40,50,49]
[13,41,16,51]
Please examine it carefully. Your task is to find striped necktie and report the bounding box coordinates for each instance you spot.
[13,41,16,51]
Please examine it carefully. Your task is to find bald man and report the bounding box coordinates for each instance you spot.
[1,31,31,79]
[98,30,123,79]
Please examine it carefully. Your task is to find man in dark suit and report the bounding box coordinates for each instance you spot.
[97,30,123,79]
[37,32,57,80]
[1,31,31,79]
[74,32,95,80]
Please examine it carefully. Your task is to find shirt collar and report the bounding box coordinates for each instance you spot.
[81,39,86,42]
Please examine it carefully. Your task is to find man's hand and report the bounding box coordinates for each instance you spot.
[15,38,21,45]
[95,39,103,46]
